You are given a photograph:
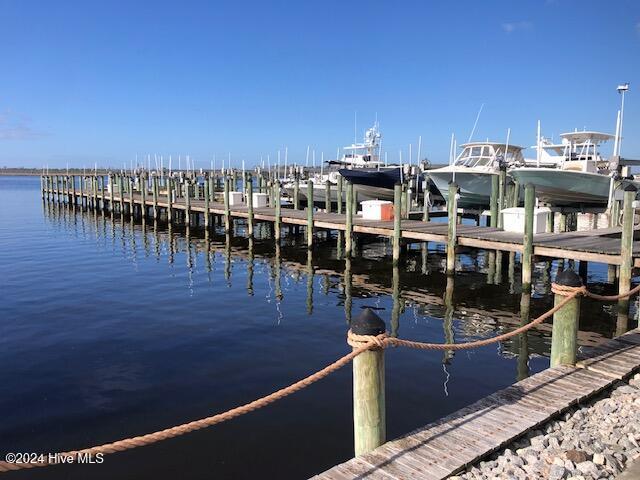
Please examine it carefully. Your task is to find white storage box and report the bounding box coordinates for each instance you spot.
[252,193,268,208]
[501,207,550,234]
[229,191,244,206]
[361,200,394,221]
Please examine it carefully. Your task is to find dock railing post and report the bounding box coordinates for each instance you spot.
[446,183,459,275]
[351,308,386,456]
[550,270,582,367]
[345,180,354,257]
[522,183,535,293]
[307,179,314,248]
[618,184,637,319]
[393,182,402,265]
[490,174,499,228]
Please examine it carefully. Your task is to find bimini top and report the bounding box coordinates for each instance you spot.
[559,131,615,144]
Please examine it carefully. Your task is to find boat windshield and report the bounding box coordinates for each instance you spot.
[454,146,496,168]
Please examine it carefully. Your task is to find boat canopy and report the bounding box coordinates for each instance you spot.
[454,142,525,168]
[559,131,615,144]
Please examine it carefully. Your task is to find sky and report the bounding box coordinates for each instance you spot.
[0,0,639,169]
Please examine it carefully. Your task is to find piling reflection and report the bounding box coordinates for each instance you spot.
[306,249,313,314]
[517,293,531,381]
[247,237,254,296]
[443,275,455,364]
[391,264,401,338]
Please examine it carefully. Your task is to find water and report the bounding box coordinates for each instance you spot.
[0,176,635,479]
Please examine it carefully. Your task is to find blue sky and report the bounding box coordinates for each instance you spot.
[1,0,639,168]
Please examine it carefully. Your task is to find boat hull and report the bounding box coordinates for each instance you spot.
[427,170,498,208]
[508,168,627,210]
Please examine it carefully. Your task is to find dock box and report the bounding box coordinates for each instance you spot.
[501,207,550,234]
[252,193,268,208]
[229,191,244,206]
[361,200,394,221]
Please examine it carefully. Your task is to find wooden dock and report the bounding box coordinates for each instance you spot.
[312,328,640,480]
[60,187,640,267]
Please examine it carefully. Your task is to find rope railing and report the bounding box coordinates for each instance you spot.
[0,282,636,473]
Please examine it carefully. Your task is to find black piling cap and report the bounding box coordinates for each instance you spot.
[352,308,386,336]
[555,269,583,287]
[624,183,638,192]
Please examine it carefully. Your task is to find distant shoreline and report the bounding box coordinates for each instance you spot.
[0,169,110,176]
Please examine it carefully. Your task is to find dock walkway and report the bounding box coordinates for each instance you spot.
[312,328,640,480]
[96,190,640,267]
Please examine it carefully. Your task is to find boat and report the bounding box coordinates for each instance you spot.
[508,131,637,211]
[427,142,525,208]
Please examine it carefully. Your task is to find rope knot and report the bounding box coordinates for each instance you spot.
[551,283,587,297]
[347,329,389,350]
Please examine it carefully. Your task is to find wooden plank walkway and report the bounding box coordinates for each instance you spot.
[312,329,640,480]
[70,189,640,266]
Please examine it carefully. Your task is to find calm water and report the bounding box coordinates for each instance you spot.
[0,176,636,479]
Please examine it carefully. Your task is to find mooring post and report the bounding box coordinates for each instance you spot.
[490,174,499,228]
[497,167,506,229]
[393,182,402,265]
[325,179,331,213]
[351,308,386,456]
[446,183,459,275]
[184,178,191,226]
[247,175,254,237]
[224,175,231,232]
[345,180,354,257]
[307,179,314,248]
[550,269,582,367]
[337,174,343,214]
[546,210,555,233]
[78,175,85,208]
[93,175,99,210]
[204,173,210,229]
[275,180,282,243]
[69,175,76,206]
[618,184,637,319]
[422,189,429,223]
[140,173,147,219]
[522,183,535,293]
[108,173,114,213]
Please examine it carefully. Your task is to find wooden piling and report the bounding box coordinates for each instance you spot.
[351,309,386,456]
[224,176,231,232]
[345,181,354,257]
[522,183,535,293]
[393,182,402,265]
[152,174,159,219]
[204,173,210,229]
[128,176,134,215]
[497,168,506,229]
[490,174,499,228]
[446,183,458,275]
[275,180,282,242]
[337,174,343,215]
[618,184,637,322]
[550,270,582,367]
[184,179,191,226]
[166,177,173,223]
[108,174,114,213]
[325,179,331,213]
[307,180,314,248]
[293,174,300,210]
[247,174,254,237]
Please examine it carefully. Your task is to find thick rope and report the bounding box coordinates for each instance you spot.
[2,281,638,473]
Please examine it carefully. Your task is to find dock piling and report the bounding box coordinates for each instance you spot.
[351,308,386,456]
[345,181,354,257]
[393,182,402,265]
[490,174,499,228]
[550,270,582,367]
[618,184,637,323]
[522,183,535,293]
[307,180,314,248]
[275,180,282,242]
[446,183,459,275]
[247,175,254,237]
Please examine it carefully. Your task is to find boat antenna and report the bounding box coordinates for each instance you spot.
[536,120,541,168]
[305,145,310,167]
[467,103,484,142]
[504,128,511,167]
[613,110,621,158]
[354,111,357,150]
[616,82,629,156]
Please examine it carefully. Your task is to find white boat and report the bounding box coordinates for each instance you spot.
[509,131,637,210]
[427,142,525,208]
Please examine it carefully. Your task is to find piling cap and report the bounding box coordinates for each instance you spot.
[624,184,638,192]
[352,308,386,335]
[555,269,583,287]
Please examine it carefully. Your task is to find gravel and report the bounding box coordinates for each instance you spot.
[454,373,640,480]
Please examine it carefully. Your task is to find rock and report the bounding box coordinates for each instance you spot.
[549,465,567,480]
[592,453,605,465]
[576,461,600,477]
[549,437,561,449]
[565,450,589,464]
[531,436,549,450]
